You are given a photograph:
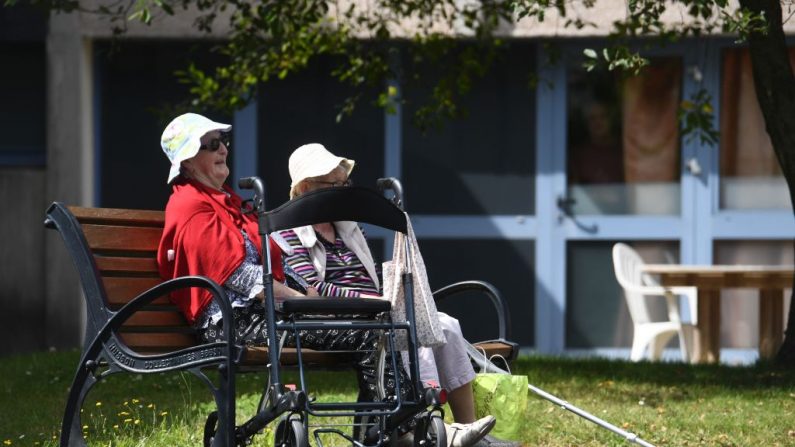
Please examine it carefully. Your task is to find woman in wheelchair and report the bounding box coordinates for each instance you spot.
[156,113,415,421]
[279,144,517,447]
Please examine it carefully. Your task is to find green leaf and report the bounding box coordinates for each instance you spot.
[160,2,174,15]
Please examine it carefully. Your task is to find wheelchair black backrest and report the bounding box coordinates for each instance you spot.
[262,186,408,234]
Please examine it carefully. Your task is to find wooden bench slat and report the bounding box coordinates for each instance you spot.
[243,347,355,366]
[70,206,164,227]
[96,256,159,274]
[116,337,356,367]
[124,311,187,327]
[104,277,170,305]
[472,341,515,360]
[83,224,162,253]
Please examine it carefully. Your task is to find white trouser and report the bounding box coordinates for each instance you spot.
[402,312,476,392]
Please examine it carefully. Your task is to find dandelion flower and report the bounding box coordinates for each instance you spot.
[3,440,11,446]
[95,402,102,407]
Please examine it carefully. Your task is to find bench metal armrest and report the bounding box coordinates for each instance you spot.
[91,275,237,371]
[432,280,510,341]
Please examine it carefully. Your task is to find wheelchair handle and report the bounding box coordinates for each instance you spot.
[238,176,266,212]
[377,177,404,210]
[238,176,263,195]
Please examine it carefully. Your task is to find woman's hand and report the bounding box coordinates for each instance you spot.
[271,280,307,297]
[255,282,319,299]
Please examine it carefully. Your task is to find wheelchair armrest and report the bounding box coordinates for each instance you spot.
[432,280,510,341]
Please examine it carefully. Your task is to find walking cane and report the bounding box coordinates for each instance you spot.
[467,343,656,446]
[527,384,656,447]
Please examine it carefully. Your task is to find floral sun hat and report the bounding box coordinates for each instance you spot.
[160,113,232,183]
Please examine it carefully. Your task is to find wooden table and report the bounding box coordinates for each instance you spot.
[642,264,793,363]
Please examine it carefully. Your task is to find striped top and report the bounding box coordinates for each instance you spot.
[279,228,380,297]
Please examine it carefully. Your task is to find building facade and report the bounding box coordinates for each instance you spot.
[1,3,792,360]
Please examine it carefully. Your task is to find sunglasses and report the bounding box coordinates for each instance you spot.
[199,133,231,152]
[309,179,353,188]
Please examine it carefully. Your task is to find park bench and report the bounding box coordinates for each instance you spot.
[45,201,518,446]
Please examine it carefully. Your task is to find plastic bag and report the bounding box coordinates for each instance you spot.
[470,350,527,439]
[472,372,529,439]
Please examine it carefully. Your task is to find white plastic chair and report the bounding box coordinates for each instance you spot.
[612,243,697,362]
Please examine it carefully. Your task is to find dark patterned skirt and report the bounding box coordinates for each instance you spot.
[197,300,414,405]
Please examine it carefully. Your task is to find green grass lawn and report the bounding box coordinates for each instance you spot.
[2,350,795,446]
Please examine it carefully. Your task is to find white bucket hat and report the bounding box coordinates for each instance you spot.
[288,143,355,198]
[160,113,232,184]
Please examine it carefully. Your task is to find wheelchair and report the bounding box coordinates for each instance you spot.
[203,177,448,447]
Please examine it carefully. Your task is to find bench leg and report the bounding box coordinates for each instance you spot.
[60,363,100,447]
[191,366,237,447]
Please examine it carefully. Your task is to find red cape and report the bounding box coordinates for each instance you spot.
[157,178,284,324]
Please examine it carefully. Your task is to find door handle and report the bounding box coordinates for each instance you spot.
[557,195,576,216]
[556,194,598,234]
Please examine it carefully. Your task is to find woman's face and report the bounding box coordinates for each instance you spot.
[298,166,349,196]
[182,131,230,190]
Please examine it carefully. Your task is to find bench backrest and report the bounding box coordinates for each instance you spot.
[46,203,195,353]
[45,201,516,366]
[44,203,360,366]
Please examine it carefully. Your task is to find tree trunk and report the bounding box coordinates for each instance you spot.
[738,0,795,365]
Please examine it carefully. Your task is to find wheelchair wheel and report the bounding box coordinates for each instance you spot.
[420,414,446,447]
[203,411,218,447]
[274,416,308,447]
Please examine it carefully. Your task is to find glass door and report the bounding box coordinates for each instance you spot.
[535,42,706,355]
[537,39,794,359]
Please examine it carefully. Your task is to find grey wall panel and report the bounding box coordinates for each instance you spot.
[0,169,46,355]
[44,15,91,352]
